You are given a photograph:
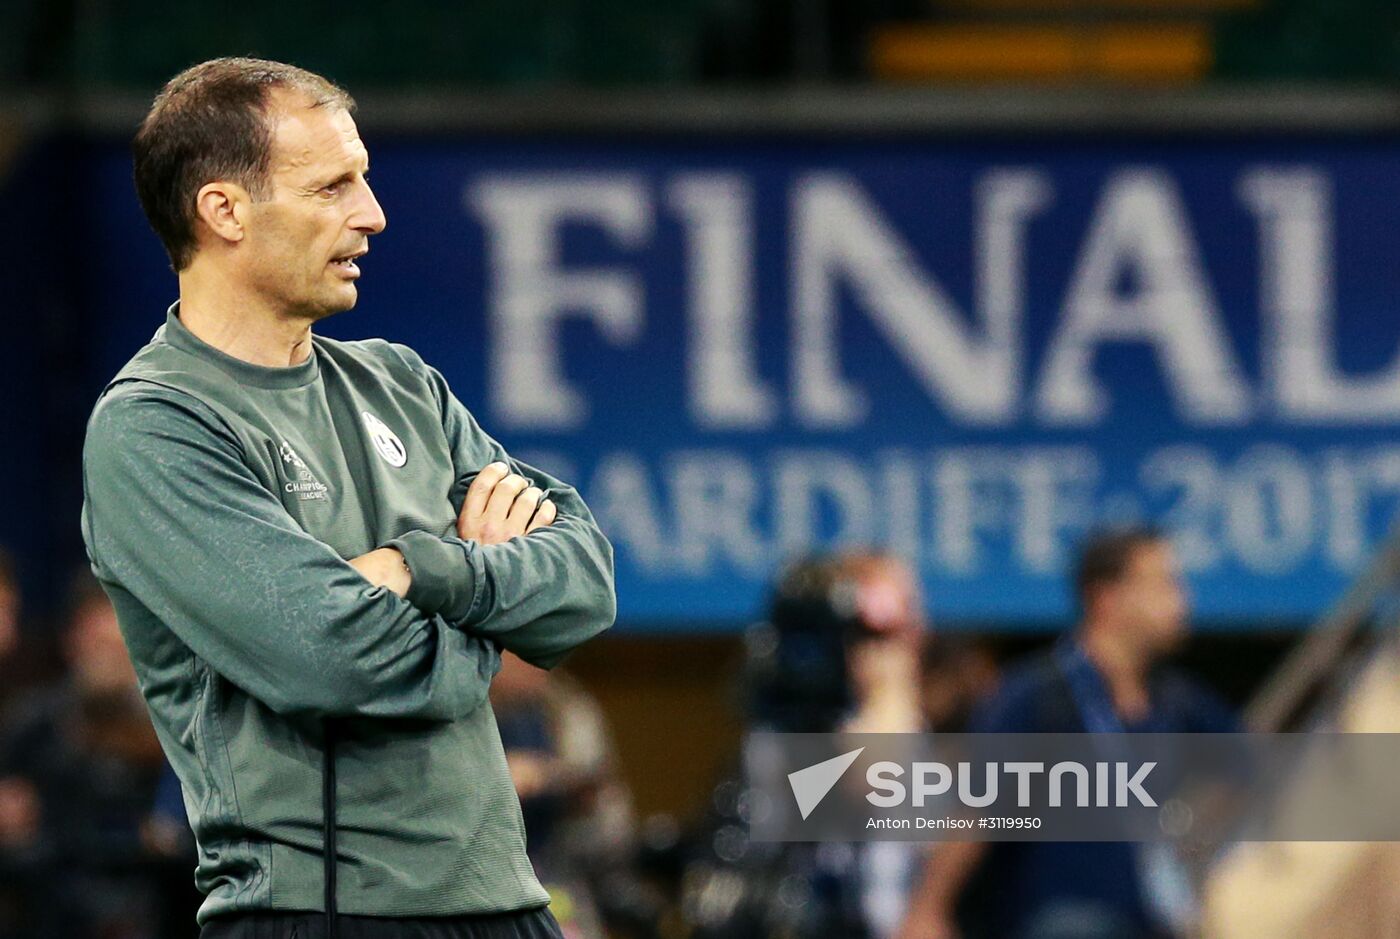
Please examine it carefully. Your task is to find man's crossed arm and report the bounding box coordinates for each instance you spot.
[372,344,617,670]
[83,383,613,722]
[350,461,556,598]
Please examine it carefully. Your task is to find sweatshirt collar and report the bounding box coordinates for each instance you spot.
[163,302,320,390]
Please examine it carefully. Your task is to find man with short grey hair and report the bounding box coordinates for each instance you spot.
[81,57,616,939]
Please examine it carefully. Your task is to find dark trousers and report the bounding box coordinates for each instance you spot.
[200,908,564,939]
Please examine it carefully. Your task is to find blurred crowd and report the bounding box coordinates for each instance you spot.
[0,552,199,938]
[0,529,1243,939]
[683,529,1233,939]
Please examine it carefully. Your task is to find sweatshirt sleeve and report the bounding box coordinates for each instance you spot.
[81,383,500,721]
[383,350,616,669]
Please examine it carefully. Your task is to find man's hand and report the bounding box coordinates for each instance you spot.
[347,462,555,597]
[349,547,412,597]
[457,461,557,544]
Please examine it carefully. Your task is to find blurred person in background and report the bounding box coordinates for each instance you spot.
[684,550,928,939]
[0,547,42,928]
[0,548,63,725]
[0,569,173,939]
[0,549,22,722]
[920,638,1000,734]
[0,546,45,939]
[898,527,1237,939]
[492,652,658,939]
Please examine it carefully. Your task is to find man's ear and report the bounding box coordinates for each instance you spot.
[193,180,252,247]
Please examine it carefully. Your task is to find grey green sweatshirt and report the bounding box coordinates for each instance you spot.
[79,305,615,924]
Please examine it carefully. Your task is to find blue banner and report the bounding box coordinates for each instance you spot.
[86,136,1400,629]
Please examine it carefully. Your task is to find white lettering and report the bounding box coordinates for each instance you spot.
[957,761,998,808]
[791,173,1036,428]
[1242,167,1400,422]
[668,175,777,429]
[1003,761,1045,808]
[1118,761,1157,807]
[588,453,670,572]
[911,762,953,807]
[866,762,906,807]
[1049,761,1090,807]
[670,451,767,575]
[1038,170,1251,425]
[773,450,876,554]
[469,176,651,429]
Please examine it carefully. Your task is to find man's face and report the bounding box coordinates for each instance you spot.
[1107,540,1189,657]
[65,596,137,695]
[845,557,927,705]
[238,94,386,321]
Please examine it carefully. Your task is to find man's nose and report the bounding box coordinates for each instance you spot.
[354,181,387,235]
